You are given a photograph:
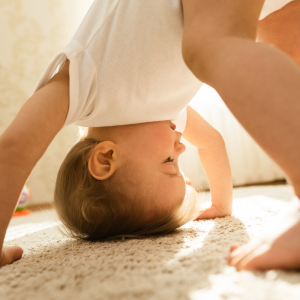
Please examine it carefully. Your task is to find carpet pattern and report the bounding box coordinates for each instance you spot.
[1,185,300,300]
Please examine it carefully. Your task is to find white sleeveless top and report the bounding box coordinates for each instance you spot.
[32,0,292,128]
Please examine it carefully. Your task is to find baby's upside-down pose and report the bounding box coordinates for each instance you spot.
[0,61,233,262]
[1,0,300,271]
[0,0,233,267]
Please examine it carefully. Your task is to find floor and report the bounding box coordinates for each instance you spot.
[1,185,300,300]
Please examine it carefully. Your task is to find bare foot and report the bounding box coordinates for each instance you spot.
[228,200,300,270]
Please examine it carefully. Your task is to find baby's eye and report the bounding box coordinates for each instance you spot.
[164,157,174,163]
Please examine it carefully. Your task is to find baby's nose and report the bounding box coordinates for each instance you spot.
[175,141,186,154]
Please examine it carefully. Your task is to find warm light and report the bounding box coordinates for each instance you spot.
[5,222,59,242]
[167,220,215,266]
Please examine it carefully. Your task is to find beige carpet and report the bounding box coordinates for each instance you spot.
[1,185,300,300]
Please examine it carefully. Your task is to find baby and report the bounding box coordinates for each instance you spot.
[1,0,300,271]
[0,0,234,267]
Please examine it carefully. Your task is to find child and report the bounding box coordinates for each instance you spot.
[0,0,233,267]
[1,0,300,271]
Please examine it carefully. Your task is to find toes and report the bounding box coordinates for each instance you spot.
[228,241,260,270]
[236,252,260,271]
[230,245,239,253]
[228,251,249,270]
[238,244,270,271]
[230,245,246,259]
[229,242,273,271]
[227,245,241,265]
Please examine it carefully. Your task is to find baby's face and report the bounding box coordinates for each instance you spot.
[118,120,187,220]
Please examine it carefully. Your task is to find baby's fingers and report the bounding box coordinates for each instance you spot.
[0,246,23,268]
[194,208,214,220]
[194,206,230,220]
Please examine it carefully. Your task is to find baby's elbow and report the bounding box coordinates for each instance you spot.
[210,131,226,149]
[198,131,225,150]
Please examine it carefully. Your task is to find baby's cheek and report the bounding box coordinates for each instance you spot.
[160,134,175,149]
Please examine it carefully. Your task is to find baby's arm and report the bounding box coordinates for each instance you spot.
[0,60,70,267]
[183,105,232,219]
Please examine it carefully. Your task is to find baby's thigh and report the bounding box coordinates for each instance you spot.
[182,0,265,40]
[257,0,300,66]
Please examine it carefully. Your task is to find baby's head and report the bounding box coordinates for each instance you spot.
[54,120,199,240]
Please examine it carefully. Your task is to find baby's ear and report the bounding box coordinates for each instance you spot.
[88,141,117,180]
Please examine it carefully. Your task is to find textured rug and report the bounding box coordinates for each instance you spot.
[1,185,300,300]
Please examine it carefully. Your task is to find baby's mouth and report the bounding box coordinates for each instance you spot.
[170,123,176,130]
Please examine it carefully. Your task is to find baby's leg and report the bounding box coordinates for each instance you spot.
[182,0,300,195]
[182,0,300,270]
[228,1,300,270]
[257,0,300,67]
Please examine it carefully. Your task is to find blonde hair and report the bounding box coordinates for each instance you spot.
[54,137,199,241]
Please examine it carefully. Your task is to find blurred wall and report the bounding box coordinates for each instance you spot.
[0,0,93,205]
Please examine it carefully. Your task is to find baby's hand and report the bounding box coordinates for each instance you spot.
[194,204,232,221]
[0,246,23,268]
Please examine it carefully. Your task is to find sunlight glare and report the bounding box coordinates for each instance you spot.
[167,220,215,265]
[5,222,59,242]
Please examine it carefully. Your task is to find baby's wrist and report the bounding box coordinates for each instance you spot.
[211,203,232,216]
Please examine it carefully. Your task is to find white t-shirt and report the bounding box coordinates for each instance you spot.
[32,0,292,128]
